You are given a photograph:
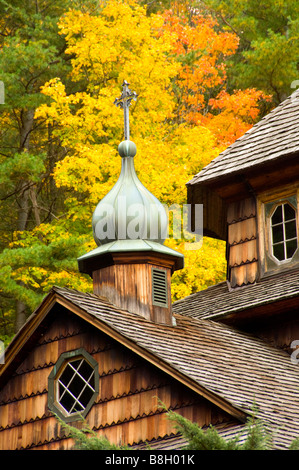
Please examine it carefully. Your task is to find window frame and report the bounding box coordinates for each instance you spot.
[260,193,299,275]
[48,348,99,422]
[269,201,298,263]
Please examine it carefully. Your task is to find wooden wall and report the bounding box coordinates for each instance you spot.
[240,309,299,356]
[0,307,234,450]
[227,197,259,287]
[93,261,173,325]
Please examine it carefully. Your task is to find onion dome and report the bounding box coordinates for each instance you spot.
[77,81,184,277]
[92,139,168,246]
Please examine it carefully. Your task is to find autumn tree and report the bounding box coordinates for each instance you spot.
[0,0,270,338]
[202,0,299,104]
[36,0,269,301]
[161,9,270,148]
[0,0,97,335]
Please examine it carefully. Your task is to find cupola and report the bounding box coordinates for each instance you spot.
[78,81,184,325]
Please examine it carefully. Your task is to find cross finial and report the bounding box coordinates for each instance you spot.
[114,80,137,141]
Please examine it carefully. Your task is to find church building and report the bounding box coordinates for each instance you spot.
[0,83,299,450]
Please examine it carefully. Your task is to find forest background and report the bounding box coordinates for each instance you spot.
[0,0,298,343]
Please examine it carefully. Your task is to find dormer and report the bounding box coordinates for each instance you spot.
[187,90,299,288]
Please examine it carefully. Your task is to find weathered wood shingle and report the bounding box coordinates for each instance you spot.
[172,269,299,321]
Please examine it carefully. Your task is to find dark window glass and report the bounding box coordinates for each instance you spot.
[285,220,297,240]
[78,360,94,380]
[59,364,73,386]
[272,224,283,243]
[59,388,80,413]
[273,243,285,261]
[284,203,296,221]
[271,202,298,262]
[70,374,85,396]
[272,205,283,225]
[287,240,297,259]
[80,387,94,408]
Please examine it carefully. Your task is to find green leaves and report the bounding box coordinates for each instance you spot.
[167,410,273,450]
[242,27,299,97]
[204,0,299,103]
[0,0,84,330]
[0,218,93,331]
[0,152,46,185]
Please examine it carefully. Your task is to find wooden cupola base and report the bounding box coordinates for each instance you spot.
[78,240,184,325]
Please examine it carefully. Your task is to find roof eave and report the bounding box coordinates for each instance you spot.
[187,150,299,240]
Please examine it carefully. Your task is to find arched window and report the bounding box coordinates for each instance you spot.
[48,348,99,422]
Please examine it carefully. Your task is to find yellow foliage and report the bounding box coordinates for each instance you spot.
[168,237,227,300]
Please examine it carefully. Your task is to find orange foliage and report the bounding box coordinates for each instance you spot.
[161,10,271,147]
[207,88,272,147]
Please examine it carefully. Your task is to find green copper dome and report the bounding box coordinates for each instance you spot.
[78,80,184,276]
[92,140,168,246]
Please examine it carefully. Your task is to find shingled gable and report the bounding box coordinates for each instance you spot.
[2,285,299,449]
[182,89,299,351]
[189,89,299,187]
[187,89,299,292]
[0,287,247,420]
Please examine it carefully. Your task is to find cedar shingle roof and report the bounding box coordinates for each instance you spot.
[51,286,299,449]
[188,89,299,186]
[172,269,299,321]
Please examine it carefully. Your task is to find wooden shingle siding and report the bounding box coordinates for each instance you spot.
[229,262,259,288]
[227,219,256,245]
[227,198,259,287]
[3,286,299,449]
[227,197,256,224]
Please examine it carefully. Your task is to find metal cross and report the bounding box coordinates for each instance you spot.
[114,80,137,141]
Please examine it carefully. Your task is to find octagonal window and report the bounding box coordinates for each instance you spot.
[270,202,298,262]
[48,348,99,422]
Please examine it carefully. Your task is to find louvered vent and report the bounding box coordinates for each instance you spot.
[152,268,168,307]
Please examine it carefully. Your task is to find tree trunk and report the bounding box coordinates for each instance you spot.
[14,109,35,332]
